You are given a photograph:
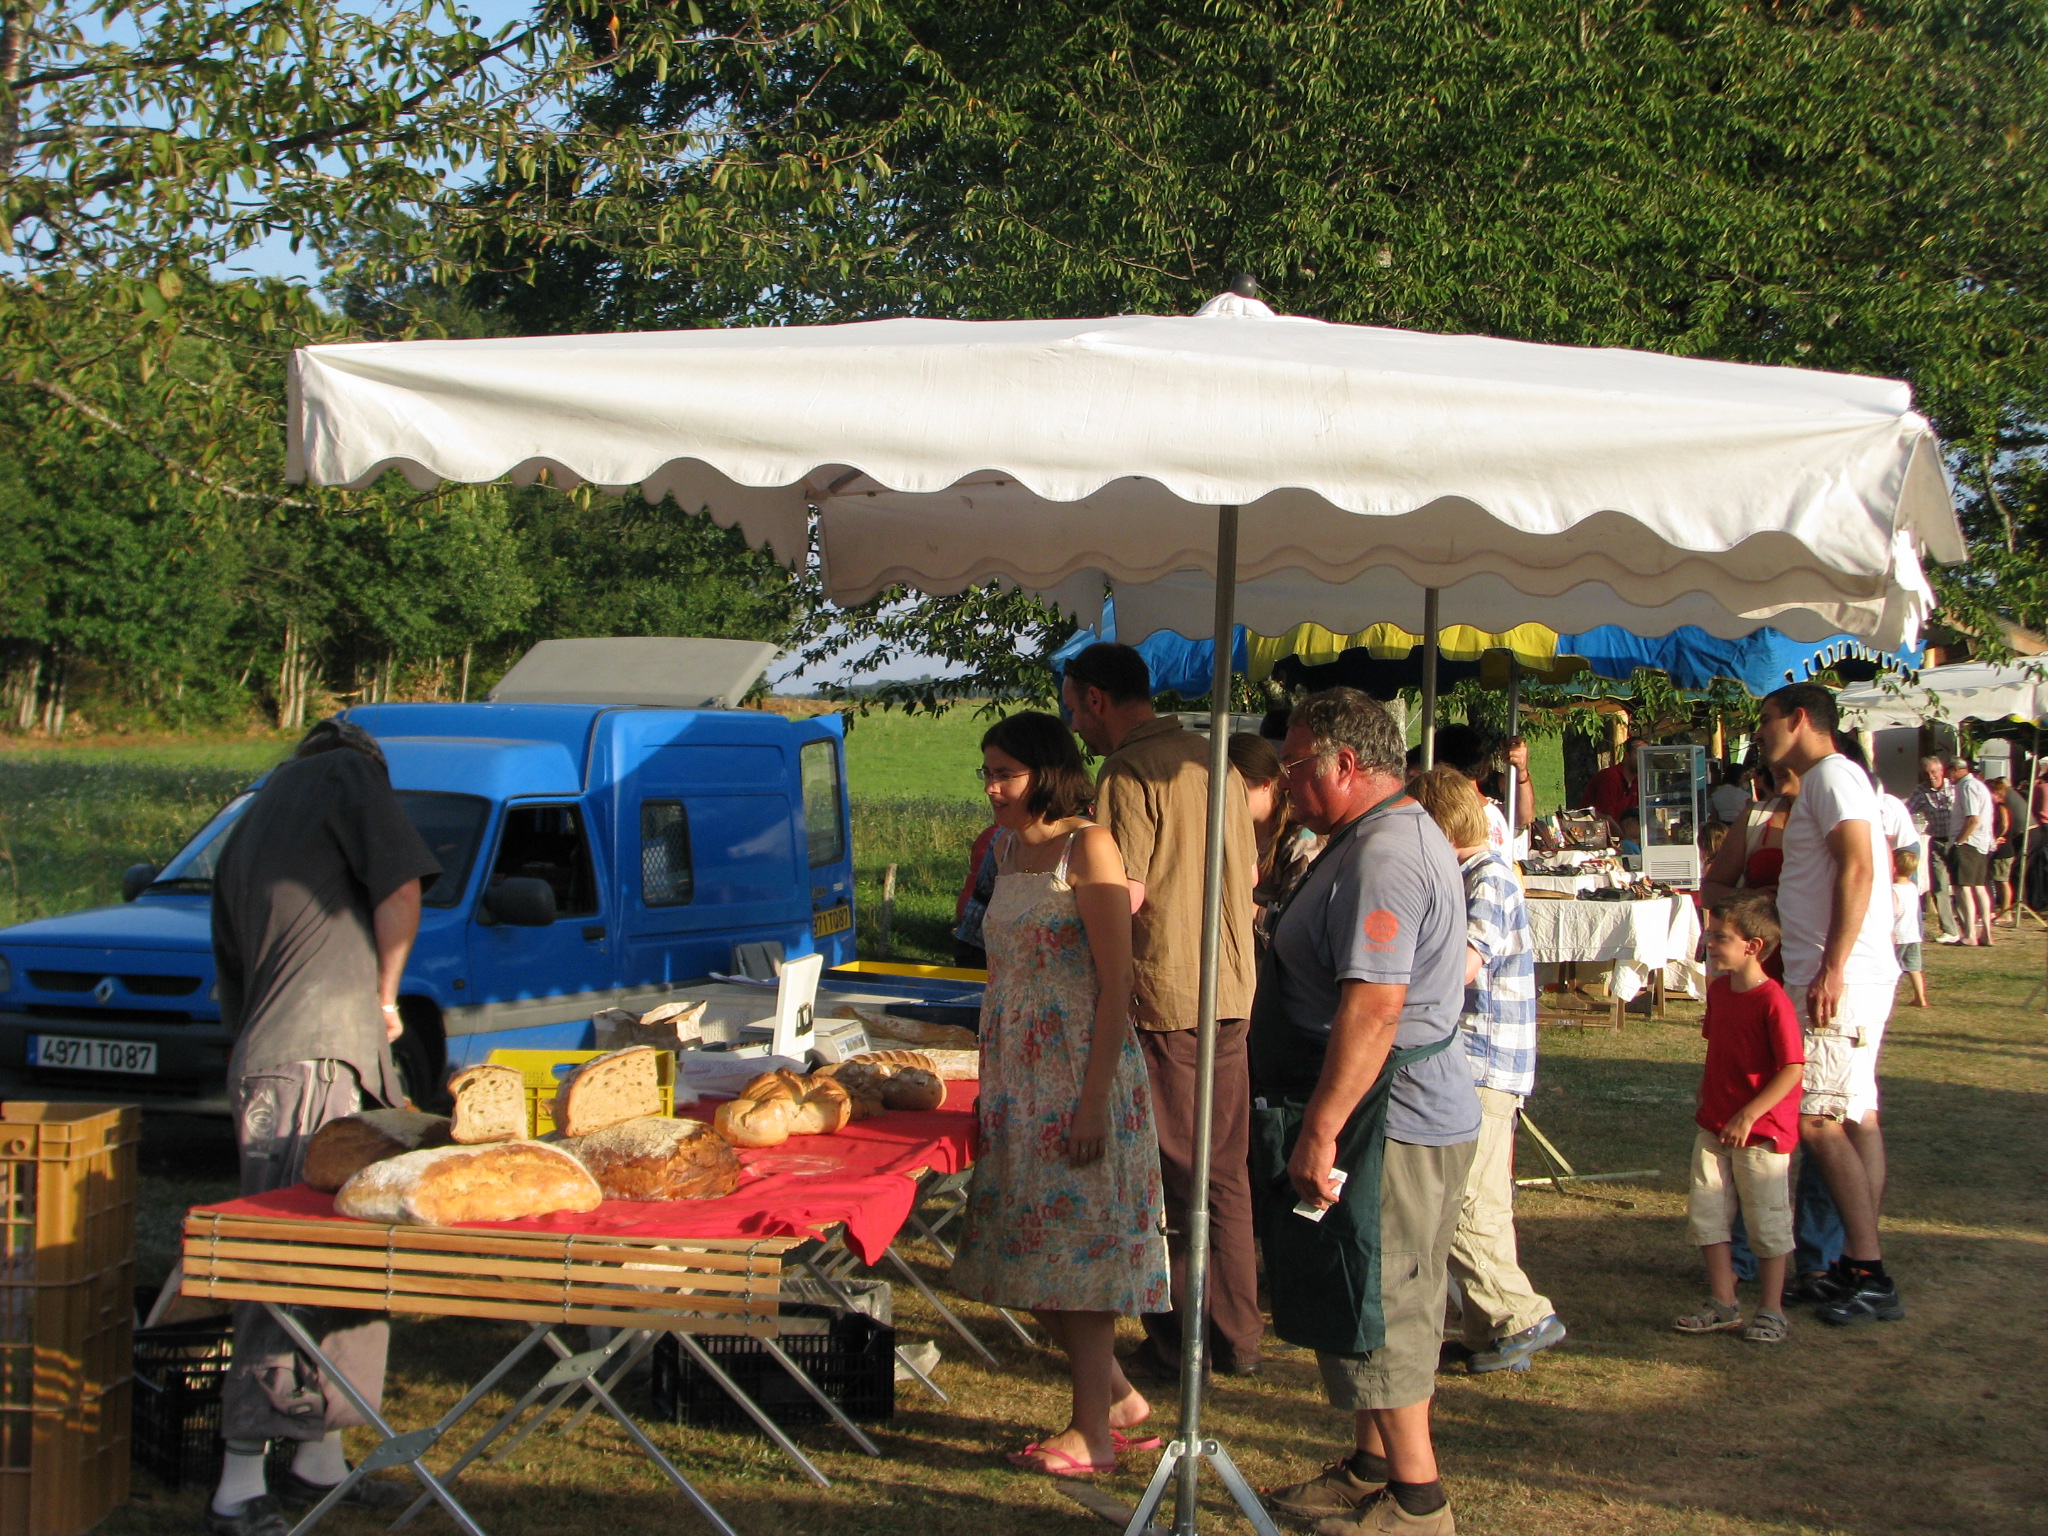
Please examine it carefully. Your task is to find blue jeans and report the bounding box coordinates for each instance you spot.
[1730,1151,1842,1280]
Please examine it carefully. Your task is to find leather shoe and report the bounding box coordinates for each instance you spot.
[273,1467,413,1511]
[205,1495,291,1536]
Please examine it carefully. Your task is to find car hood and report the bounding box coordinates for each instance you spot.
[0,896,215,952]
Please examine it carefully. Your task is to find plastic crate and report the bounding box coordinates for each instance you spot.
[485,1049,676,1137]
[649,1313,895,1429]
[130,1313,295,1491]
[0,1103,140,1536]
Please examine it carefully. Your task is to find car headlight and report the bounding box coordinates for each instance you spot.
[0,955,12,994]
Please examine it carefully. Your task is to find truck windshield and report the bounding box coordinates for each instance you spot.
[146,789,489,909]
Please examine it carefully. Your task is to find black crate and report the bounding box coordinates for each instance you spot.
[130,1314,293,1490]
[651,1314,895,1429]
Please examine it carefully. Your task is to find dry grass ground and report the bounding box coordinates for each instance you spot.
[110,937,2048,1536]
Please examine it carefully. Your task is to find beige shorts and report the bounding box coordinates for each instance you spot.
[1785,982,1892,1122]
[1316,1137,1476,1412]
[1687,1129,1793,1257]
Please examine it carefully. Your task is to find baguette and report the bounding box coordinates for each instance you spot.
[333,1141,602,1226]
[835,1004,978,1051]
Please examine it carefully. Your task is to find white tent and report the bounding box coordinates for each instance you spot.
[287,291,1962,1536]
[1837,661,2048,729]
[291,294,1958,651]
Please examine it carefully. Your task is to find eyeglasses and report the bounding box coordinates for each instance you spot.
[976,767,1029,784]
[1280,754,1322,779]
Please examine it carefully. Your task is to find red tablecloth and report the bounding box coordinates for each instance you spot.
[195,1083,976,1266]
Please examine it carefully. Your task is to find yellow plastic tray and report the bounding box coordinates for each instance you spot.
[484,1048,677,1137]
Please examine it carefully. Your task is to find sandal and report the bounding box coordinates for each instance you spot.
[1111,1429,1163,1452]
[1006,1442,1119,1478]
[1743,1310,1790,1344]
[1673,1299,1744,1334]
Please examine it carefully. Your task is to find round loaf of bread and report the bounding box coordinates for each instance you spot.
[738,1068,807,1104]
[880,1067,946,1112]
[557,1116,742,1200]
[305,1110,452,1193]
[787,1076,853,1136]
[715,1095,793,1148]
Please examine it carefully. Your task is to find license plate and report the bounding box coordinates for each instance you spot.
[812,902,853,937]
[27,1036,158,1074]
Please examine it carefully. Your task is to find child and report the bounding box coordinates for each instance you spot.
[1675,892,1805,1344]
[1619,811,1643,858]
[1893,847,1928,1008]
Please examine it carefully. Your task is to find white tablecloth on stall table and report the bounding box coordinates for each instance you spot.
[1526,895,1703,1002]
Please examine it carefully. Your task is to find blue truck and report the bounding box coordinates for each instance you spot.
[0,640,858,1112]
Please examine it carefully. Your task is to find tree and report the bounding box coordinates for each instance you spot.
[463,0,2048,675]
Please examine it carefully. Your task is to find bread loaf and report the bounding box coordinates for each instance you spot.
[737,1068,806,1104]
[447,1064,524,1143]
[556,1116,742,1201]
[333,1141,602,1225]
[836,1004,978,1051]
[305,1110,452,1193]
[552,1046,664,1136]
[715,1096,793,1148]
[880,1066,946,1112]
[845,1049,936,1073]
[788,1076,853,1135]
[593,999,706,1052]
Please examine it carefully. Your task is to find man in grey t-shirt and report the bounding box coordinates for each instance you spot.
[1258,690,1479,1536]
[207,719,439,1536]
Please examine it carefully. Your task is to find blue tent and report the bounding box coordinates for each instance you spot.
[1051,604,1919,698]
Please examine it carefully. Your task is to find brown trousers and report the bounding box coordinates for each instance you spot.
[223,1060,390,1443]
[1138,1021,1265,1374]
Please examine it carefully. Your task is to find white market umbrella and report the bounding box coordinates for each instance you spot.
[1837,660,2048,730]
[287,289,1962,1536]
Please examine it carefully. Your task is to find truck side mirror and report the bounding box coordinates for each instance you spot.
[480,877,557,927]
[122,864,159,902]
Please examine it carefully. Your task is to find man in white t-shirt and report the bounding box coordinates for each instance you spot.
[1755,683,1902,1327]
[1950,758,1997,946]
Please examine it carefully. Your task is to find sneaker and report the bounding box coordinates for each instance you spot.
[1937,934,1965,945]
[1467,1313,1566,1373]
[1265,1456,1388,1518]
[1673,1299,1744,1334]
[1312,1490,1456,1536]
[273,1468,412,1511]
[1742,1310,1790,1344]
[1816,1277,1905,1326]
[205,1496,292,1536]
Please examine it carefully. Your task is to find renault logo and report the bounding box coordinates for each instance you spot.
[93,977,116,1005]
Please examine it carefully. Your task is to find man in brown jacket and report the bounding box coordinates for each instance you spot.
[1062,642,1263,1378]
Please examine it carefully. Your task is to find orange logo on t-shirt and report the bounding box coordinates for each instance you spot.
[1363,909,1400,945]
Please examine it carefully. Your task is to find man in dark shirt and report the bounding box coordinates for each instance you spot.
[1581,738,1643,829]
[209,719,440,1536]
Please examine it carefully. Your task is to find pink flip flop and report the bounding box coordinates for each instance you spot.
[1111,1429,1163,1452]
[1006,1442,1119,1478]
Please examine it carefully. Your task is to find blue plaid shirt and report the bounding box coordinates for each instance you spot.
[1459,849,1538,1097]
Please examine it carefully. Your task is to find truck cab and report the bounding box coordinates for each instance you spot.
[0,639,856,1110]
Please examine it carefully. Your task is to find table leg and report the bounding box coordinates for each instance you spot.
[799,1258,950,1403]
[881,1245,1000,1366]
[756,1336,882,1456]
[259,1303,491,1536]
[673,1332,833,1488]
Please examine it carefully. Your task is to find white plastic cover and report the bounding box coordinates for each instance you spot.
[1837,662,2048,728]
[289,300,1962,648]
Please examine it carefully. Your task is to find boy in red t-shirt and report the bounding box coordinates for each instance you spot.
[1675,893,1806,1344]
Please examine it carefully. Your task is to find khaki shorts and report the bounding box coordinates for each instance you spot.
[1786,982,1892,1122]
[1315,1137,1476,1413]
[1687,1129,1793,1257]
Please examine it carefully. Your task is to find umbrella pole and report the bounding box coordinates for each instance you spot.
[1123,506,1279,1536]
[1504,658,1522,848]
[1420,587,1441,768]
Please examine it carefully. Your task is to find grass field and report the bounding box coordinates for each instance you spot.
[3,731,2043,1536]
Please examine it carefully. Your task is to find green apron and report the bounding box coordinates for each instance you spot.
[1247,797,1461,1356]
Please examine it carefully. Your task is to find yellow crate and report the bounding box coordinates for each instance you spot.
[0,1103,138,1536]
[484,1050,677,1137]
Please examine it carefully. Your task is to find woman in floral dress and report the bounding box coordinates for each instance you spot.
[949,711,1170,1478]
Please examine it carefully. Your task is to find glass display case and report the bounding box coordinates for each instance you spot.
[1636,743,1706,886]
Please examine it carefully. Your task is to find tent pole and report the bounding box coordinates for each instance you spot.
[1420,588,1441,768]
[1504,658,1522,848]
[1124,505,1278,1536]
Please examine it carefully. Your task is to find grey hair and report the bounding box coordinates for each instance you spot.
[295,717,387,769]
[1288,688,1405,776]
